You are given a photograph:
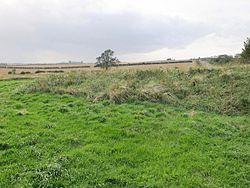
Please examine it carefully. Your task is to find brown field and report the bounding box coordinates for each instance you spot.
[0,62,194,80]
[110,62,195,70]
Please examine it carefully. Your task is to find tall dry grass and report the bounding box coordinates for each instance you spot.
[20,66,250,115]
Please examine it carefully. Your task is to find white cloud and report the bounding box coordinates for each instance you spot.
[0,0,249,63]
[121,34,243,61]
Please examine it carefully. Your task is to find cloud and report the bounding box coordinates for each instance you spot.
[0,0,249,63]
[35,13,210,52]
[120,34,244,61]
[0,11,211,62]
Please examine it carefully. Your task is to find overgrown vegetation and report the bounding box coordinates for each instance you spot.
[209,54,234,64]
[241,38,250,64]
[20,71,31,75]
[35,70,64,74]
[1,80,250,187]
[21,66,250,115]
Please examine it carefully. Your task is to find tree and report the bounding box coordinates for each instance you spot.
[209,54,233,64]
[96,49,119,70]
[241,38,250,64]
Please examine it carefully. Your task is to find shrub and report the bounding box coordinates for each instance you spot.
[35,70,46,74]
[241,38,250,64]
[209,55,234,64]
[35,70,64,74]
[48,70,64,73]
[20,71,31,75]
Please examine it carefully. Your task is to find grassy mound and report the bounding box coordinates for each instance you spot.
[22,66,250,115]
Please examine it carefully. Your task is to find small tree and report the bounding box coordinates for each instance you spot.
[96,49,119,70]
[241,38,250,64]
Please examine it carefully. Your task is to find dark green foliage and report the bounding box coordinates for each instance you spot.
[0,80,249,187]
[35,70,64,74]
[35,70,46,74]
[241,38,250,64]
[22,66,250,115]
[209,54,234,64]
[20,71,31,75]
[0,143,12,150]
[96,49,119,70]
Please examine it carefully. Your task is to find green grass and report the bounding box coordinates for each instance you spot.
[22,66,250,115]
[0,80,249,187]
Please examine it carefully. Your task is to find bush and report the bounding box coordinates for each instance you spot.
[35,70,64,74]
[241,38,250,64]
[48,70,64,73]
[209,55,234,64]
[35,70,46,74]
[20,71,31,75]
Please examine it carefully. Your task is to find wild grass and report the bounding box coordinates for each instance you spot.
[21,66,250,115]
[1,80,250,187]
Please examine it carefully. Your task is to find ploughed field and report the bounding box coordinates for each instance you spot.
[0,63,92,80]
[0,66,249,187]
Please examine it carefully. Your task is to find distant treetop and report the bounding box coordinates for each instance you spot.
[241,38,250,64]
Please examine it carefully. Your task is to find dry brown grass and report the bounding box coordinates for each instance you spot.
[110,62,194,70]
[0,62,194,80]
[21,65,250,115]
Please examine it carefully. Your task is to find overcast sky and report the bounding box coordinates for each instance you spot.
[0,0,249,63]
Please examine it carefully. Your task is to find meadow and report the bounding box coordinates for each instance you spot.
[0,64,249,187]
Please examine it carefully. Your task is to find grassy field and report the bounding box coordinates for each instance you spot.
[0,64,250,187]
[22,65,250,115]
[0,62,194,80]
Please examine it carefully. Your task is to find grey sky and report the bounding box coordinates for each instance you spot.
[0,0,250,63]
